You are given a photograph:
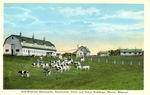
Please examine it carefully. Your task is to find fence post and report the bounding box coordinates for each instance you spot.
[122,61,124,65]
[91,57,92,61]
[98,58,100,62]
[139,62,140,66]
[130,61,132,65]
[106,59,108,63]
[114,60,116,64]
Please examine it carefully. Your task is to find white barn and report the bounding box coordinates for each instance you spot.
[3,33,57,56]
[120,49,142,56]
[75,46,90,57]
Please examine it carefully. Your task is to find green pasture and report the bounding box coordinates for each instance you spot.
[3,55,143,90]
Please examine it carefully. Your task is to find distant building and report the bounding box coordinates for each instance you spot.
[97,51,110,56]
[75,46,90,57]
[3,33,57,56]
[119,49,142,56]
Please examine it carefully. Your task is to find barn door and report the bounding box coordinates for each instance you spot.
[28,50,30,56]
[11,44,15,55]
[11,49,13,56]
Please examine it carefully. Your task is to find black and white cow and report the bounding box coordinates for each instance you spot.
[32,62,40,68]
[80,57,85,62]
[73,61,81,66]
[18,70,30,77]
[43,68,51,76]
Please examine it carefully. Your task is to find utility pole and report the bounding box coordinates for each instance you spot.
[76,44,79,59]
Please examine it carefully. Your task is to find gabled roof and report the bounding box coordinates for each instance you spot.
[76,46,91,53]
[11,34,55,47]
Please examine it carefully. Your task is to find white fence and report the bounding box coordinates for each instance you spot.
[88,57,143,66]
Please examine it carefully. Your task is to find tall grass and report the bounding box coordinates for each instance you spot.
[3,55,143,90]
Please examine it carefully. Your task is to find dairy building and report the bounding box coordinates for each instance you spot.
[3,33,57,56]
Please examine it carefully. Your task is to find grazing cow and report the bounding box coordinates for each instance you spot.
[43,68,51,76]
[18,70,30,77]
[54,64,63,73]
[32,62,37,67]
[41,63,46,68]
[76,65,82,70]
[66,65,70,71]
[49,62,56,68]
[62,65,67,71]
[66,59,73,65]
[36,63,40,68]
[55,66,63,73]
[32,62,40,68]
[80,57,85,62]
[74,61,81,66]
[82,66,90,70]
[45,63,49,68]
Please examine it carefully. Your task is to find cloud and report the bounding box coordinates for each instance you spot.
[4,21,16,27]
[67,20,92,26]
[99,10,144,20]
[50,7,101,17]
[91,22,143,32]
[4,6,42,26]
[33,6,45,10]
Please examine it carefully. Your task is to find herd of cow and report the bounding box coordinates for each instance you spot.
[18,56,90,78]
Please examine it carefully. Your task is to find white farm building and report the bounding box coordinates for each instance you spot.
[75,46,90,57]
[119,49,142,56]
[3,33,57,56]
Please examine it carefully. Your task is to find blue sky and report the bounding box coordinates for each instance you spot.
[4,4,144,54]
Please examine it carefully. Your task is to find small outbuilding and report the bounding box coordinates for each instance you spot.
[119,49,142,56]
[97,51,110,56]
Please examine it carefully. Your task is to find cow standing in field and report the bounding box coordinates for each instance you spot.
[82,66,90,70]
[43,68,52,76]
[18,70,30,77]
[80,57,85,62]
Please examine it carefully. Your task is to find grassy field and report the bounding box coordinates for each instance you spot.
[3,55,143,90]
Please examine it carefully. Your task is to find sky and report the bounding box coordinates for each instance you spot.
[4,3,144,55]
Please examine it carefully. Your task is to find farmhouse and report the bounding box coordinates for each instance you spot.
[75,46,90,57]
[3,33,57,56]
[120,49,142,56]
[97,51,110,56]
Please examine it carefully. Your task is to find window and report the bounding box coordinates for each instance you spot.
[5,49,9,52]
[16,49,20,52]
[80,53,82,55]
[12,36,14,39]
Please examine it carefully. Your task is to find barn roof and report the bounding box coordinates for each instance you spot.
[11,34,55,47]
[120,49,142,53]
[22,46,56,51]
